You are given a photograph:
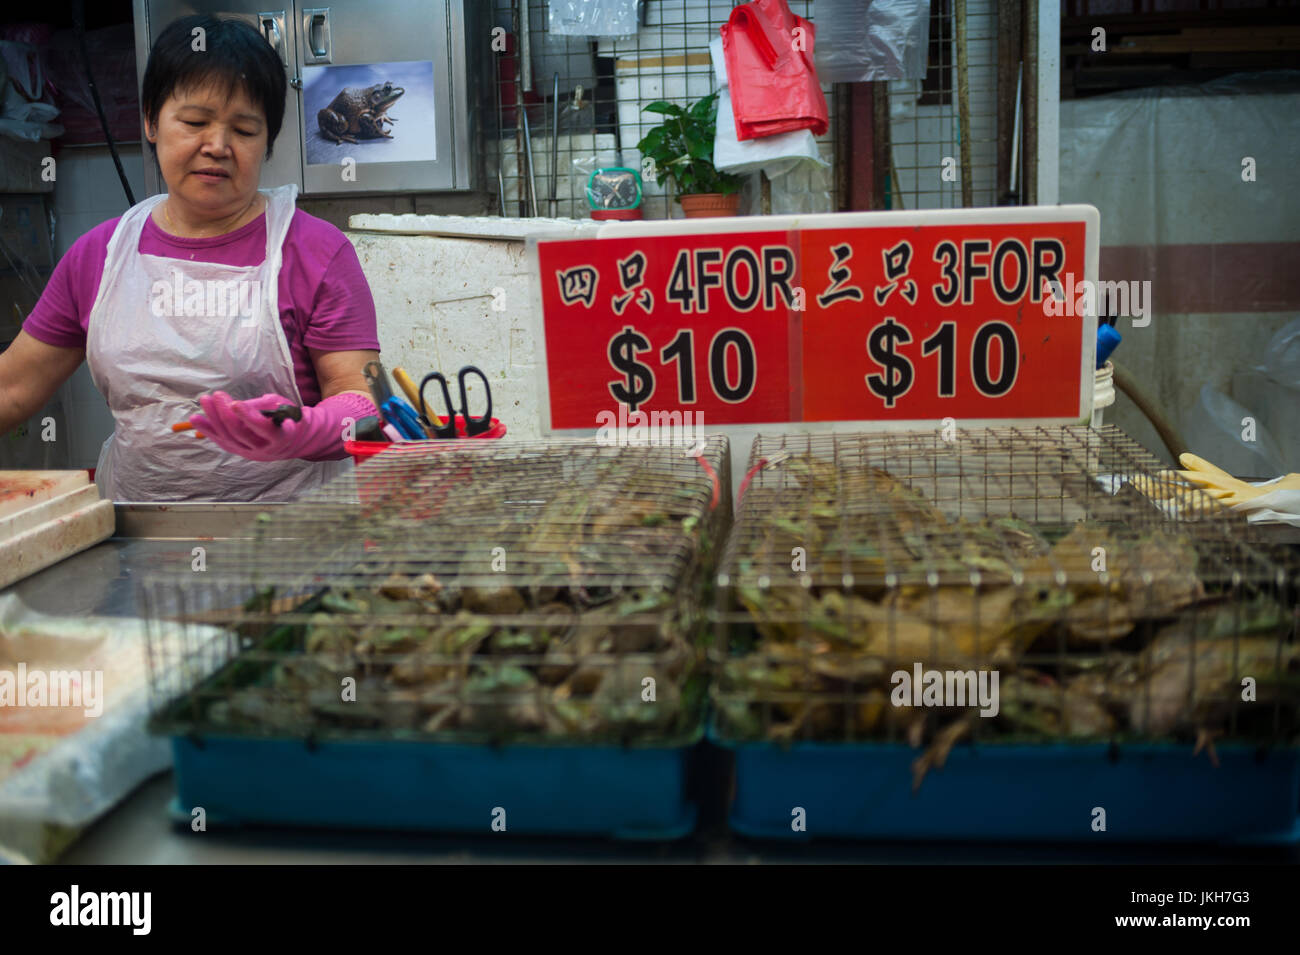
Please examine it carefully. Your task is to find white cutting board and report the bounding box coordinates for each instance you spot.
[0,471,116,590]
[0,470,94,519]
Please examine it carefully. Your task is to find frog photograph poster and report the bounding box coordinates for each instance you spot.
[301,60,438,166]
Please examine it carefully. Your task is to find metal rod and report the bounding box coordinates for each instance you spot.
[522,107,540,217]
[551,71,560,217]
[955,0,973,208]
[1009,63,1023,195]
[880,82,902,210]
[1023,0,1039,204]
[995,0,1022,203]
[513,1,526,217]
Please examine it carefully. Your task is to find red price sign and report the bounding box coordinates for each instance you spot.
[534,208,1097,431]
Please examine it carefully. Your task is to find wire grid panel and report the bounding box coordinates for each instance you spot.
[887,0,1000,209]
[712,426,1299,757]
[492,0,837,220]
[142,437,732,745]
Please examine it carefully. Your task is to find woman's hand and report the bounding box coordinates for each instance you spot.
[190,390,378,462]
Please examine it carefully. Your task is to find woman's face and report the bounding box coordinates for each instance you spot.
[145,81,267,218]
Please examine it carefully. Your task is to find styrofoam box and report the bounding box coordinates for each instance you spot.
[608,53,717,206]
[646,0,723,26]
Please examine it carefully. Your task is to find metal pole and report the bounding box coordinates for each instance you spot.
[551,71,560,217]
[955,0,973,208]
[513,1,526,216]
[522,108,540,217]
[519,0,532,92]
[1009,63,1023,197]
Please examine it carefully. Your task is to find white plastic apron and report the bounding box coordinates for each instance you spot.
[86,184,346,501]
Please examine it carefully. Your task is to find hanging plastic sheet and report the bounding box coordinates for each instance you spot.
[721,0,828,141]
[812,0,931,83]
[1233,318,1300,472]
[0,39,63,142]
[548,0,641,38]
[1058,72,1300,470]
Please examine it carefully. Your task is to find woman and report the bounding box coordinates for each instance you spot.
[0,14,380,501]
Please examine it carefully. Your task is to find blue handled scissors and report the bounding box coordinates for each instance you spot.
[419,365,493,438]
[380,396,426,440]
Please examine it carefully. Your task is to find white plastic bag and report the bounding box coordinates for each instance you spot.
[710,38,826,178]
[548,0,640,37]
[1231,482,1300,527]
[0,594,227,860]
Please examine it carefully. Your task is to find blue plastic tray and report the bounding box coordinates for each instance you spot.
[170,730,701,839]
[713,725,1300,844]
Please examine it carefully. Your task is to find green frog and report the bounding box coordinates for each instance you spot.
[317,82,404,144]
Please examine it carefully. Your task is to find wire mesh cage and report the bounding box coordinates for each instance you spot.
[142,437,731,746]
[711,425,1299,779]
[884,0,1004,210]
[489,0,838,220]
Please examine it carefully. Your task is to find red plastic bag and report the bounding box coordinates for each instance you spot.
[721,0,828,141]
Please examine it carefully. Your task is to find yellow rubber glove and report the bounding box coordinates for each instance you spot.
[1175,453,1300,506]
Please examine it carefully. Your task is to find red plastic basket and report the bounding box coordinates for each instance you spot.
[344,415,507,465]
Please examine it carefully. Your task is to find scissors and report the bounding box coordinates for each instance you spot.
[380,396,426,440]
[419,365,493,438]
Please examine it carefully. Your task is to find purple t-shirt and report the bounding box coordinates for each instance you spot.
[24,207,381,405]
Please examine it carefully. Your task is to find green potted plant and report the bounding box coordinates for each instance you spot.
[637,92,744,218]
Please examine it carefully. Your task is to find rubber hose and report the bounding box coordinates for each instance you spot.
[1111,359,1189,461]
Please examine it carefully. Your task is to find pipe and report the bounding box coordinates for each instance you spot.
[519,0,532,92]
[1111,360,1189,461]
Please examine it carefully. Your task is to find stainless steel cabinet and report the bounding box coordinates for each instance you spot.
[133,1,482,195]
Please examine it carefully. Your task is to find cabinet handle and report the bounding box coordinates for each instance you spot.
[304,8,331,62]
[257,12,287,67]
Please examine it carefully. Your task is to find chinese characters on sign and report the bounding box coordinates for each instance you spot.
[538,219,1091,430]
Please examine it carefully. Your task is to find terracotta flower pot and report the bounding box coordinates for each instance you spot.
[679,192,742,218]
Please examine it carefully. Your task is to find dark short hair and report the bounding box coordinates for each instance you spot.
[141,14,287,159]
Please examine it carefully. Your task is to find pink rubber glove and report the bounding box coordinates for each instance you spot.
[190,391,379,462]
